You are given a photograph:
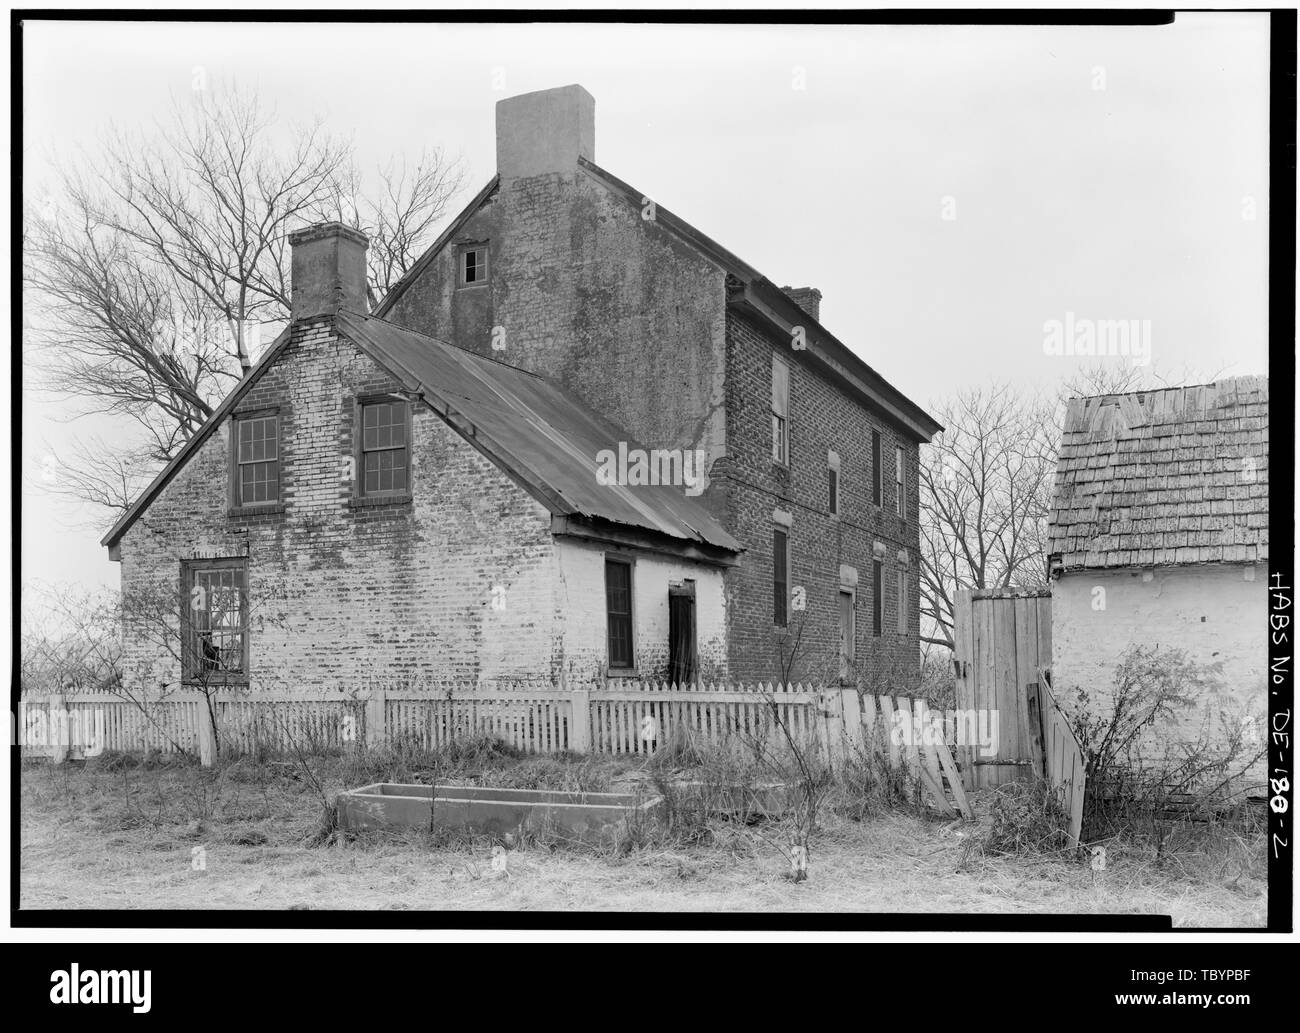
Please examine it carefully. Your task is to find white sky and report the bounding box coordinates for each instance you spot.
[18,14,1272,602]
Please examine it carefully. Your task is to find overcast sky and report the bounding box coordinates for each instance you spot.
[20,13,1272,603]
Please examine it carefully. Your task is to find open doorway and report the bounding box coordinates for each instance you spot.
[668,583,697,686]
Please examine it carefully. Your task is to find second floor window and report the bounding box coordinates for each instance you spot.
[896,445,905,518]
[771,356,789,464]
[871,430,882,506]
[234,414,279,506]
[360,399,409,496]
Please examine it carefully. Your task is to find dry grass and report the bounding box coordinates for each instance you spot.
[18,755,1266,923]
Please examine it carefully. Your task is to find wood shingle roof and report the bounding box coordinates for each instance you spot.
[1047,376,1269,573]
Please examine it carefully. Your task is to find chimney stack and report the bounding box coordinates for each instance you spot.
[496,84,595,181]
[781,286,823,324]
[288,222,369,321]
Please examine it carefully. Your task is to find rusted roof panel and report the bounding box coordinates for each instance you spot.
[336,310,741,554]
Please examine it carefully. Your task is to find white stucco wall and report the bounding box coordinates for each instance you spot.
[554,538,729,683]
[1052,563,1266,789]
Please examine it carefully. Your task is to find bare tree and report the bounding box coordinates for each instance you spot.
[918,384,1057,650]
[920,364,1217,650]
[25,83,463,521]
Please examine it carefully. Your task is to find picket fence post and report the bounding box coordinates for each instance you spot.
[569,687,591,753]
[365,685,386,749]
[197,705,216,767]
[49,693,67,766]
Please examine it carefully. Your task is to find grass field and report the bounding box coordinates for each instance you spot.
[18,751,1267,923]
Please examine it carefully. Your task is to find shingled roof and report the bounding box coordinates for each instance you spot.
[1047,376,1269,573]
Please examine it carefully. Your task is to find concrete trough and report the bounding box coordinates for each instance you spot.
[672,781,794,819]
[336,783,663,840]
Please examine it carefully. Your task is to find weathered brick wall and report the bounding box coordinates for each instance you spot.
[384,170,729,472]
[118,317,564,691]
[718,310,922,688]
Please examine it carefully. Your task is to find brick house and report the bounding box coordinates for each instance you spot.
[102,223,739,690]
[1047,377,1268,784]
[376,84,942,686]
[103,84,940,692]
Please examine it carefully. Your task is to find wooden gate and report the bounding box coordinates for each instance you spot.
[952,588,1052,789]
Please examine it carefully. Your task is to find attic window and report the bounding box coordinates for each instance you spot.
[459,244,488,287]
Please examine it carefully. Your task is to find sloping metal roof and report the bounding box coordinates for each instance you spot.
[336,310,741,553]
[1047,376,1269,572]
[104,312,741,556]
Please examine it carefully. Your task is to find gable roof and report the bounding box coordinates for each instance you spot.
[372,175,499,320]
[1047,376,1269,573]
[101,326,295,556]
[372,158,942,443]
[103,311,741,560]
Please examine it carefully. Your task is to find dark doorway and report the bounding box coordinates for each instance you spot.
[668,586,697,686]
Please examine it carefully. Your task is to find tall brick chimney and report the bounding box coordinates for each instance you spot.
[496,84,595,180]
[288,222,369,321]
[782,286,822,323]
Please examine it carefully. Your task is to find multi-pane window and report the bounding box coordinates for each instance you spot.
[871,430,882,506]
[460,244,488,286]
[872,560,883,637]
[895,445,905,518]
[360,400,408,496]
[235,414,279,506]
[183,559,247,682]
[771,356,789,464]
[605,559,634,669]
[897,568,908,634]
[773,526,789,627]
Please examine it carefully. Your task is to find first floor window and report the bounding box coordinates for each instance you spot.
[234,412,279,506]
[838,590,855,681]
[896,568,908,635]
[872,560,883,637]
[359,399,409,496]
[183,559,247,682]
[605,558,634,669]
[773,526,789,627]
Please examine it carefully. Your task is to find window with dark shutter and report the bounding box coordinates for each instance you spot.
[773,527,789,627]
[605,559,634,669]
[872,560,883,637]
[871,430,882,507]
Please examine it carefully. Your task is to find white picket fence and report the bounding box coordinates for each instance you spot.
[19,682,964,785]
